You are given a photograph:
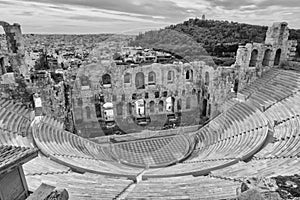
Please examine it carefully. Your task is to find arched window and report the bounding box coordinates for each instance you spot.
[262,49,272,66]
[205,72,209,86]
[102,74,111,85]
[186,69,193,81]
[249,49,258,67]
[162,91,168,97]
[186,97,191,109]
[127,103,132,115]
[116,103,123,116]
[135,72,145,89]
[148,71,156,85]
[149,101,155,113]
[85,106,91,119]
[274,49,281,66]
[124,73,131,84]
[158,100,164,112]
[132,93,137,100]
[177,99,182,111]
[167,71,174,82]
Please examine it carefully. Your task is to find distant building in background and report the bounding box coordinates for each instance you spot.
[202,14,206,20]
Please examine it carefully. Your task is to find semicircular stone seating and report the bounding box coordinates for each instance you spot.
[126,176,241,200]
[0,99,32,136]
[1,68,300,199]
[112,134,193,168]
[0,98,135,200]
[211,69,300,181]
[32,121,144,178]
[142,101,269,178]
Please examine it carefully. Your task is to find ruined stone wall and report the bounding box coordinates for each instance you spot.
[72,61,206,137]
[0,21,30,104]
[28,72,70,124]
[0,21,27,76]
[234,22,296,94]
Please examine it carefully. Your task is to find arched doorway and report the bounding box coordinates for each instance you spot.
[233,79,239,93]
[127,102,132,115]
[262,49,272,66]
[186,97,191,109]
[149,101,155,113]
[135,99,146,116]
[186,69,193,81]
[249,49,258,67]
[274,49,281,66]
[177,99,182,111]
[202,99,208,117]
[85,106,91,119]
[103,102,114,121]
[166,97,175,112]
[158,100,164,112]
[205,72,209,86]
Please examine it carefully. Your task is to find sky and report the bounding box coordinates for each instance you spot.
[0,0,299,34]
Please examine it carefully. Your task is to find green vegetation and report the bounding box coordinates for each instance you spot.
[131,18,300,64]
[167,18,268,57]
[129,28,213,63]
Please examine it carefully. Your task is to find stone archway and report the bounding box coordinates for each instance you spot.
[262,49,272,66]
[249,49,258,67]
[274,49,282,66]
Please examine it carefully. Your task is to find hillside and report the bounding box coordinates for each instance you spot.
[129,29,214,64]
[130,18,300,63]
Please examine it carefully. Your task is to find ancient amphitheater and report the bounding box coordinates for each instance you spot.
[1,21,300,199]
[1,67,300,199]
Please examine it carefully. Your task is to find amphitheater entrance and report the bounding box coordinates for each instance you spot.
[262,49,272,66]
[134,99,150,126]
[233,79,239,93]
[202,99,208,117]
[0,57,5,75]
[165,97,178,127]
[249,49,258,67]
[95,103,102,118]
[103,102,115,128]
[274,49,281,66]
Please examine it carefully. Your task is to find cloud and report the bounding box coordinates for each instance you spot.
[19,0,190,21]
[47,6,74,11]
[0,0,14,4]
[257,0,300,8]
[0,0,300,33]
[16,11,34,16]
[208,0,254,10]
